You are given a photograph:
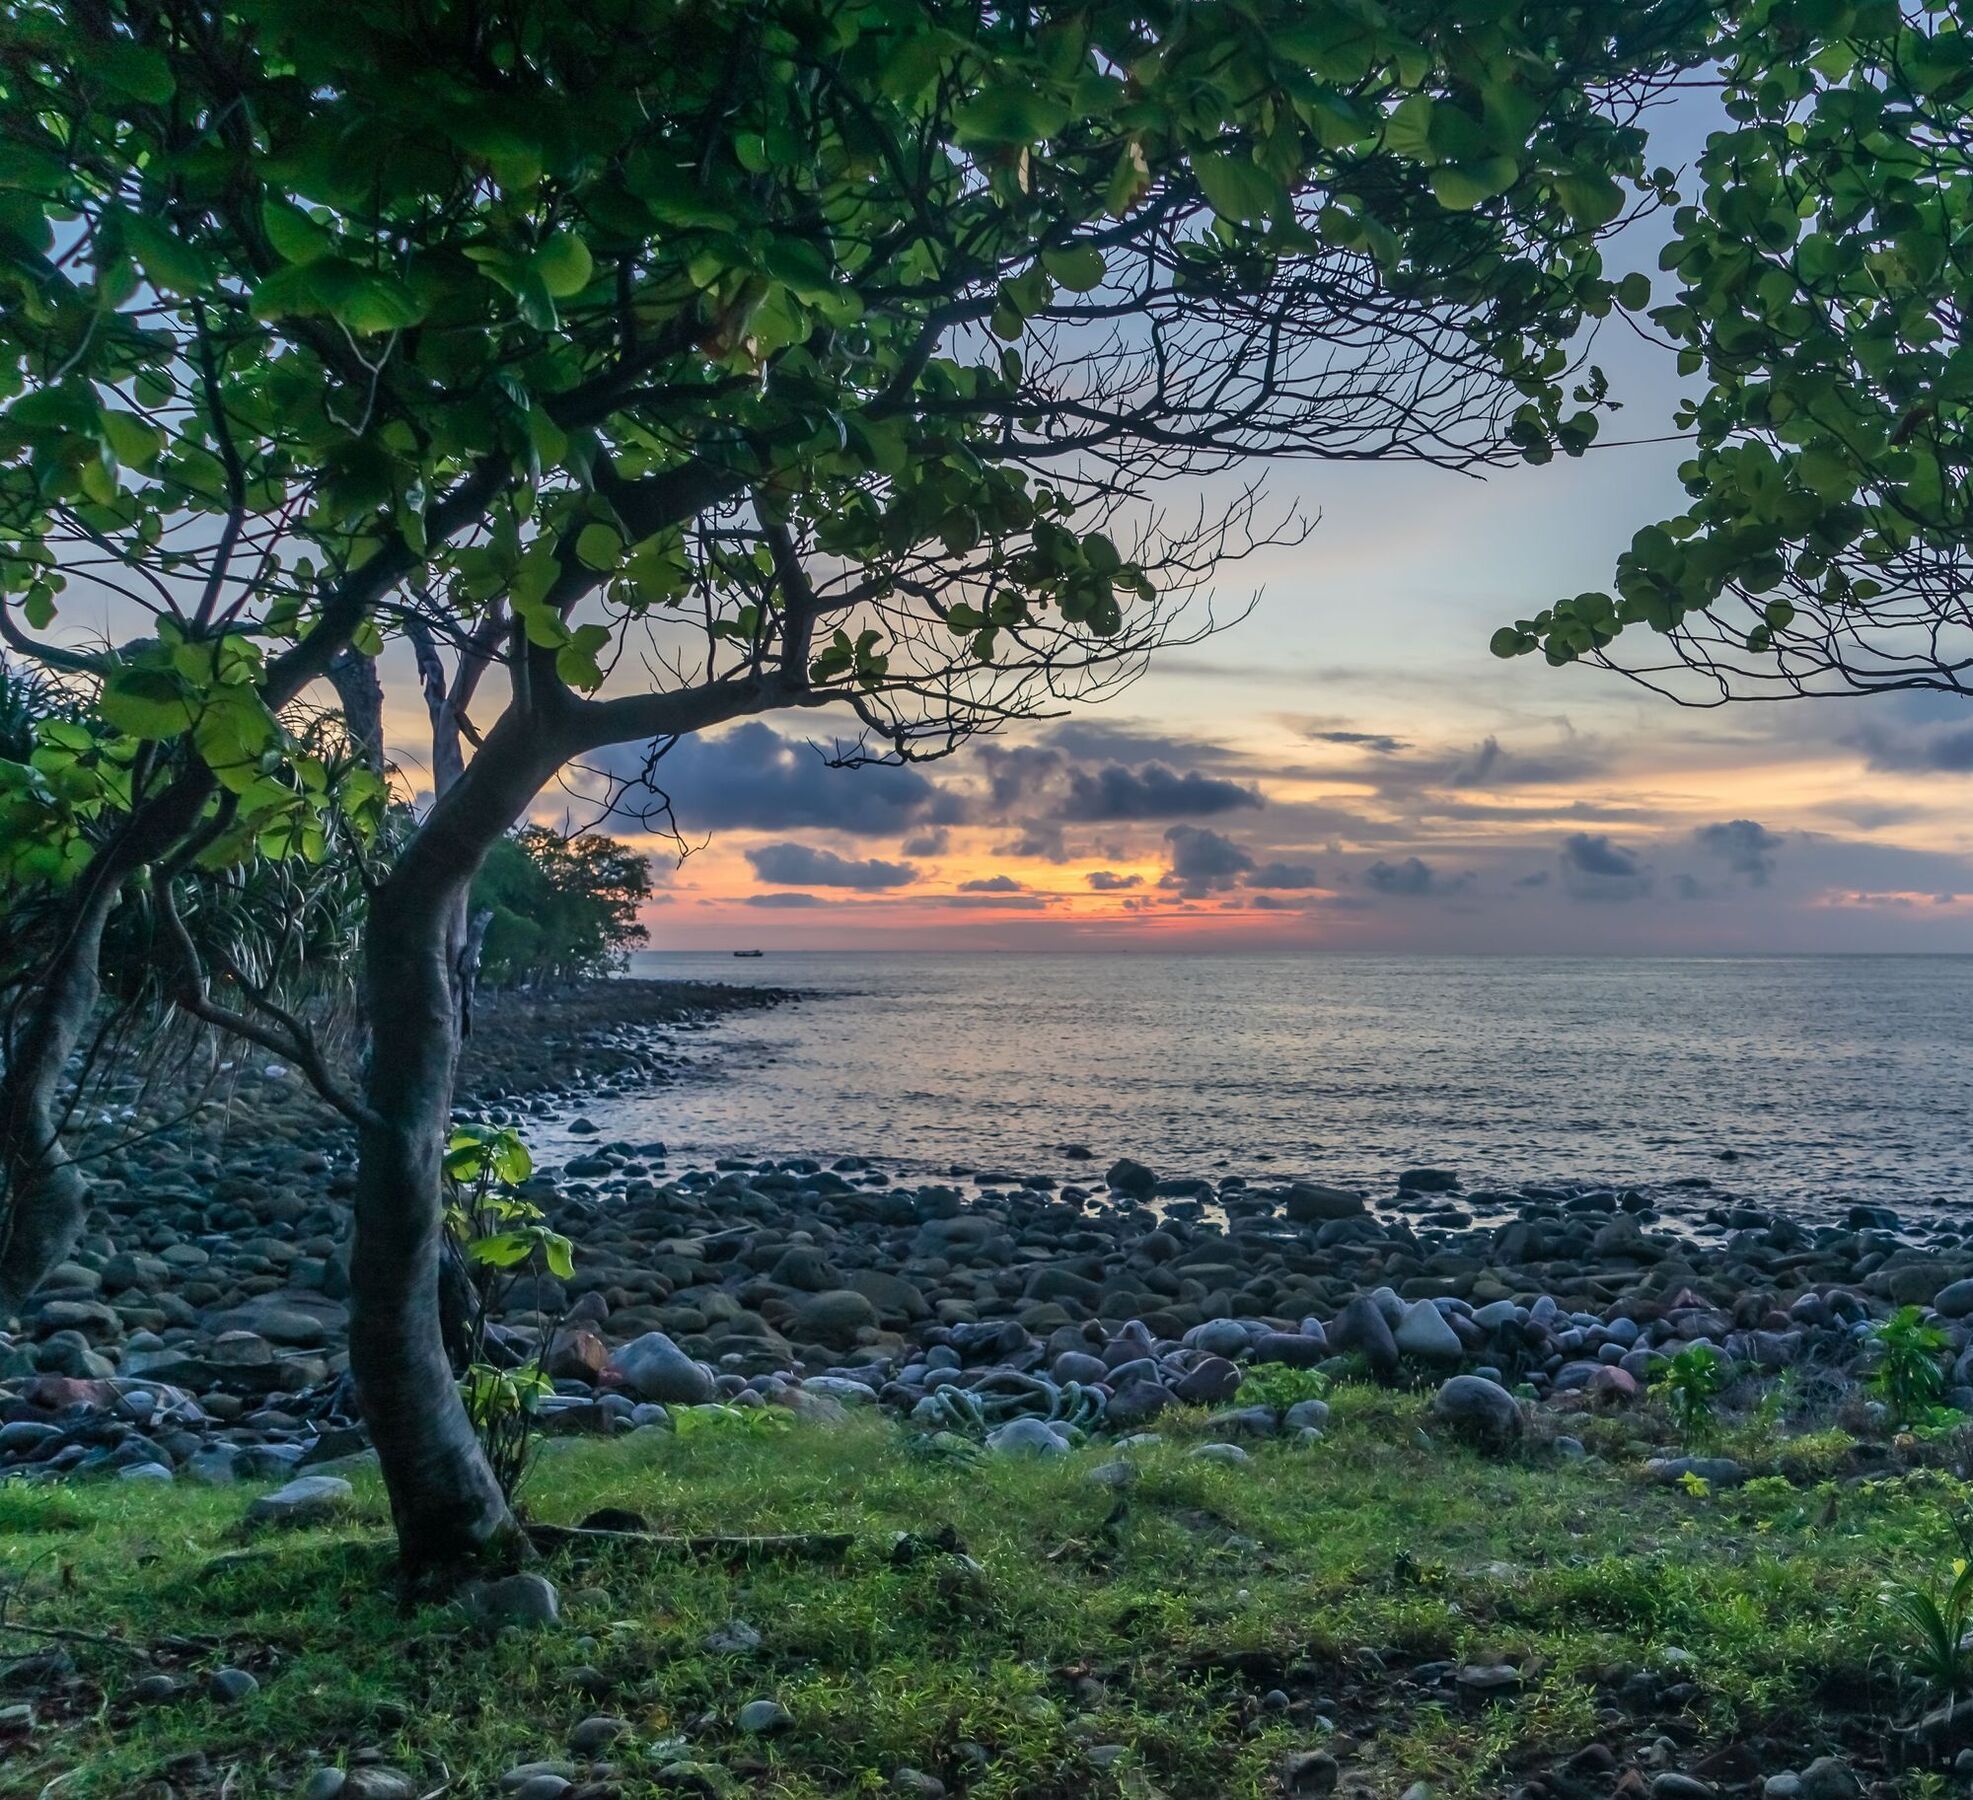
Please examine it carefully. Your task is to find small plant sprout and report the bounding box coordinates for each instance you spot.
[1654,1345,1731,1448]
[1869,1306,1956,1432]
[1237,1362,1331,1411]
[441,1124,572,1504]
[1884,1553,1973,1712]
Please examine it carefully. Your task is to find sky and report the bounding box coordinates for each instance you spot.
[46,92,1973,955]
[502,91,1973,956]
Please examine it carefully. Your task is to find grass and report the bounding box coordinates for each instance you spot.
[0,1388,1959,1799]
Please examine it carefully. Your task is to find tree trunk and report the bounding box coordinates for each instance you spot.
[0,882,115,1317]
[345,712,561,1578]
[348,866,517,1577]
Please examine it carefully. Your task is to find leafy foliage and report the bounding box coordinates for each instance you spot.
[1494,2,1973,704]
[1654,1343,1731,1448]
[1884,1536,1973,1707]
[441,1125,570,1503]
[1870,1306,1955,1433]
[1237,1361,1332,1410]
[472,826,651,988]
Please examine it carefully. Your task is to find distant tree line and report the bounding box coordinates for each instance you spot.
[470,826,652,990]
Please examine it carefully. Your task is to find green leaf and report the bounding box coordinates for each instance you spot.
[575,523,623,570]
[95,41,176,104]
[1041,244,1106,292]
[532,231,594,298]
[952,86,1070,149]
[121,214,212,294]
[100,667,193,740]
[261,199,335,266]
[1192,153,1284,224]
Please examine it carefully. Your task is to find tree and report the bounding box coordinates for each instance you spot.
[1494,1,1973,703]
[474,826,652,988]
[0,0,1721,1573]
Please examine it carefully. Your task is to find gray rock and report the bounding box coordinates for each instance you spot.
[737,1697,792,1734]
[605,1332,714,1405]
[462,1572,560,1631]
[1650,1777,1714,1800]
[1282,1749,1339,1793]
[1188,1442,1250,1466]
[342,1770,419,1800]
[1105,1157,1157,1198]
[1173,1354,1241,1405]
[1796,1757,1861,1800]
[498,1764,576,1792]
[792,1289,878,1348]
[1645,1456,1747,1488]
[1937,1278,1973,1320]
[126,1673,184,1705]
[1394,1299,1463,1364]
[1396,1167,1460,1193]
[1330,1294,1400,1382]
[207,1666,259,1704]
[985,1417,1068,1457]
[569,1715,630,1755]
[1284,1399,1331,1433]
[301,1772,347,1800]
[1429,1376,1523,1450]
[511,1779,572,1800]
[1282,1183,1365,1223]
[244,1474,352,1530]
[705,1619,762,1654]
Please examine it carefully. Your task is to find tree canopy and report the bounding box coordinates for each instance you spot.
[472,825,652,989]
[1494,0,1973,701]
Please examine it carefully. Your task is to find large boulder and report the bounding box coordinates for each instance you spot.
[1429,1376,1522,1451]
[1394,1299,1463,1365]
[1104,1158,1157,1199]
[1282,1184,1366,1224]
[1329,1294,1400,1382]
[604,1332,714,1405]
[792,1289,879,1348]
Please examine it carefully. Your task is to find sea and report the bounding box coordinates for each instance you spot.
[537,952,1973,1220]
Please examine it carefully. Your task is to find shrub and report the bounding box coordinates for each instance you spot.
[1238,1362,1331,1410]
[1869,1307,1955,1432]
[1654,1345,1730,1448]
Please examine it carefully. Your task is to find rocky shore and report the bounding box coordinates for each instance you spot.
[6,976,1973,1482]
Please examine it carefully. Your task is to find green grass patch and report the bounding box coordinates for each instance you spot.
[0,1395,1956,1798]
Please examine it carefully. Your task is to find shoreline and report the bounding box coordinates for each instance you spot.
[3,976,1971,1484]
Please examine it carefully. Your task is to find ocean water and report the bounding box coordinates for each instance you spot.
[547,952,1973,1218]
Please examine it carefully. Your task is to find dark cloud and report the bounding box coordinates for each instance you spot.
[1853,722,1973,774]
[973,743,1064,808]
[1160,825,1255,897]
[745,843,918,889]
[1059,762,1262,821]
[1559,832,1650,902]
[1086,870,1144,890]
[958,874,1023,893]
[742,891,825,909]
[1693,818,1783,885]
[1303,732,1609,798]
[996,819,1069,862]
[1310,730,1408,753]
[1514,869,1552,889]
[598,722,964,836]
[1363,855,1445,897]
[1246,860,1321,890]
[901,827,951,856]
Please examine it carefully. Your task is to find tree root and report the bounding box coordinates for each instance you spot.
[523,1523,854,1561]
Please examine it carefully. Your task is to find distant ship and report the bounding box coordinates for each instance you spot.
[732,949,765,958]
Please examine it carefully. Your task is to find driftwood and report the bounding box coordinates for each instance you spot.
[524,1522,854,1561]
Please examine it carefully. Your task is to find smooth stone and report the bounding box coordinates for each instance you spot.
[300,1771,347,1800]
[570,1716,630,1755]
[705,1619,762,1654]
[1429,1376,1523,1450]
[1394,1299,1463,1364]
[604,1332,714,1405]
[985,1417,1068,1457]
[463,1572,561,1631]
[244,1474,352,1529]
[1796,1757,1861,1800]
[1282,1184,1365,1223]
[342,1771,420,1800]
[207,1666,259,1704]
[737,1697,792,1734]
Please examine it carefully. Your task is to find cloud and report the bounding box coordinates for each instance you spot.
[1086,869,1144,890]
[996,819,1069,862]
[1059,761,1263,821]
[597,721,964,836]
[901,827,951,856]
[1310,730,1408,753]
[1363,855,1449,896]
[1160,824,1255,896]
[1246,859,1321,890]
[1854,723,1973,774]
[1560,832,1650,902]
[1693,818,1783,885]
[742,891,825,909]
[958,874,1023,893]
[745,843,918,889]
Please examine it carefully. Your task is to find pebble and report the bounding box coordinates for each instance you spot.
[206,1666,259,1704]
